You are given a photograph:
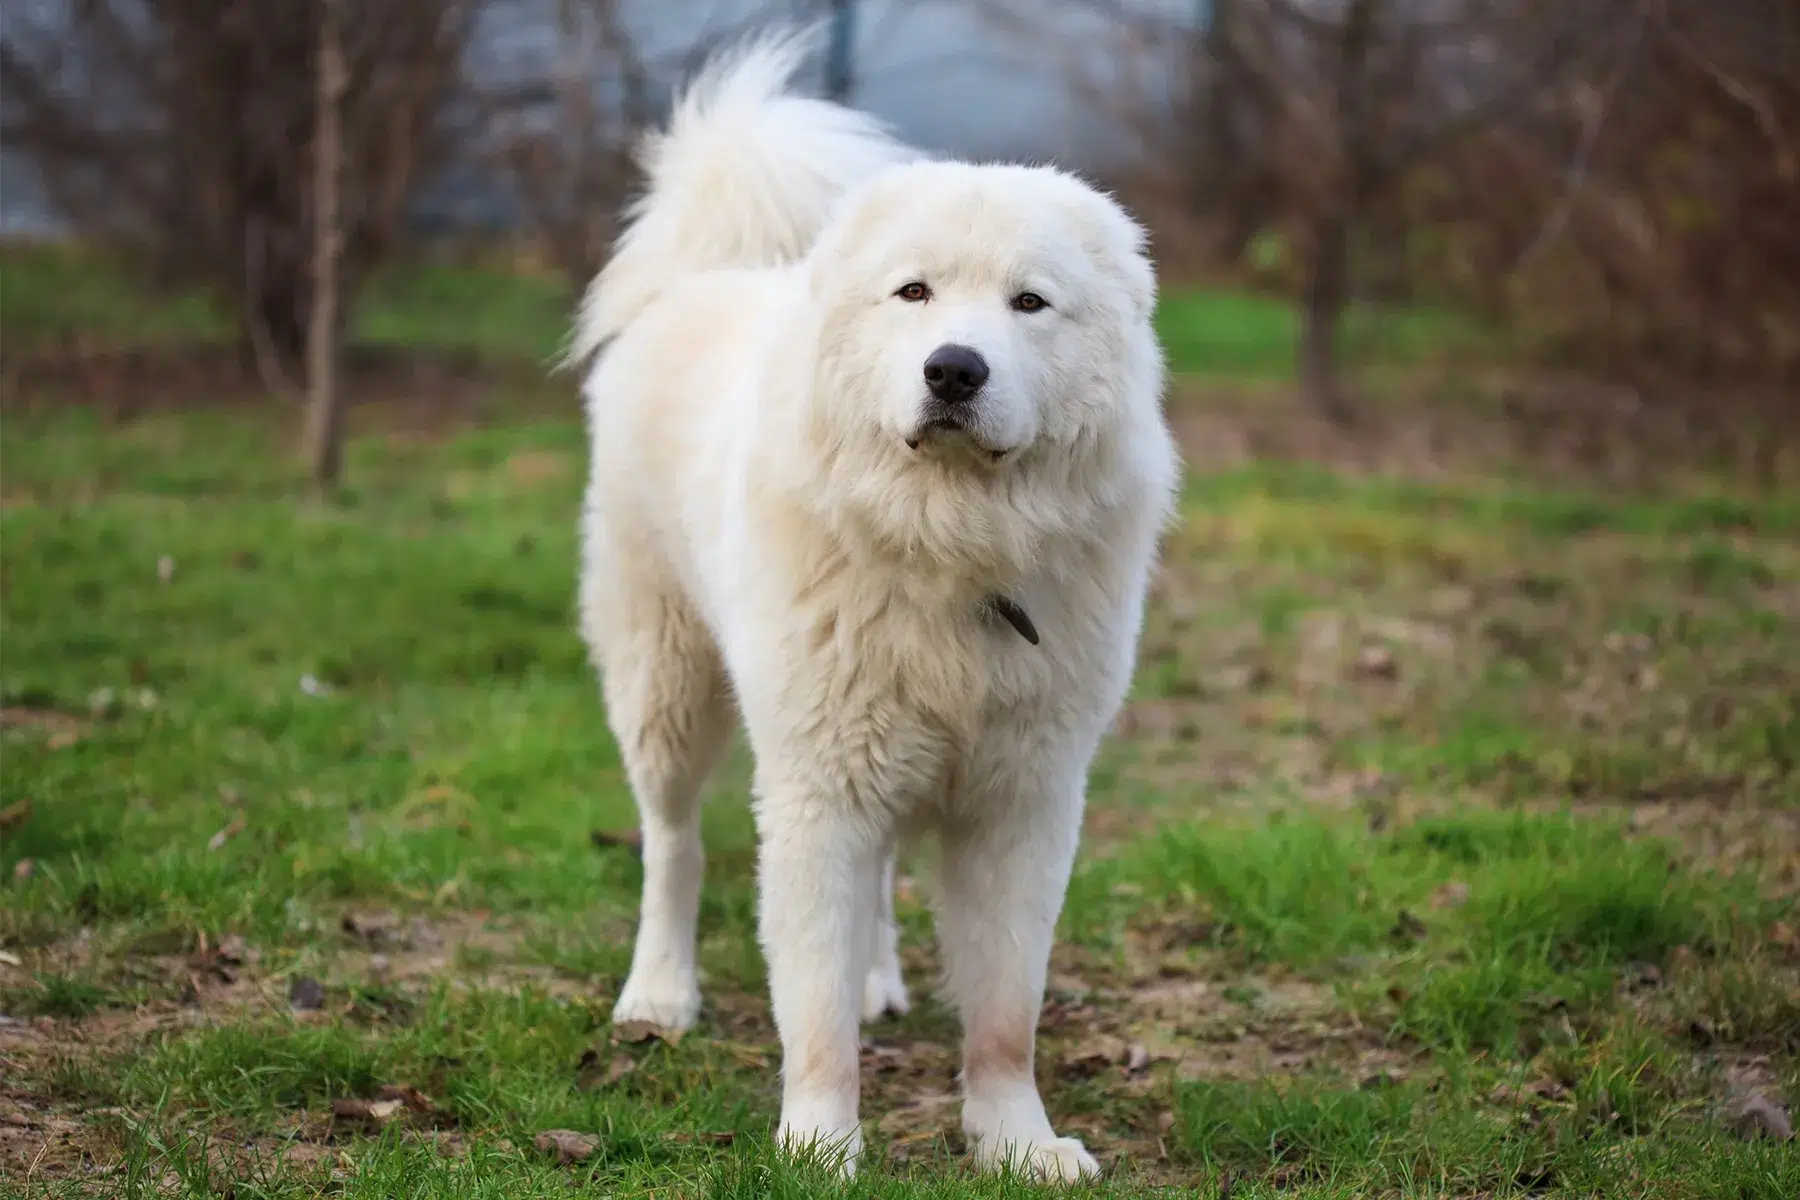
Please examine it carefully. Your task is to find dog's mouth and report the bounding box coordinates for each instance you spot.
[905,407,1010,461]
[905,428,1010,461]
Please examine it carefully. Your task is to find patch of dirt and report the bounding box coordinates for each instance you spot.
[1602,800,1800,894]
[1168,371,1799,488]
[0,707,90,750]
[2,344,553,422]
[0,908,592,1181]
[1043,946,1412,1090]
[1110,473,1799,827]
[0,911,570,1073]
[0,1091,116,1186]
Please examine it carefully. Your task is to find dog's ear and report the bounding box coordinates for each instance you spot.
[806,179,899,304]
[1058,174,1156,324]
[1100,198,1158,324]
[1120,241,1157,324]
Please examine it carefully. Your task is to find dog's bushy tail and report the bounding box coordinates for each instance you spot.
[568,31,914,365]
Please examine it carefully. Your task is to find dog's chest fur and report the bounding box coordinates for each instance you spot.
[762,552,1103,820]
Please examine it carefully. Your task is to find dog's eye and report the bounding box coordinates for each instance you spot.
[1011,291,1048,313]
[895,282,931,303]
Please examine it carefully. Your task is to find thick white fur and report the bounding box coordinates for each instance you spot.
[575,33,1178,1183]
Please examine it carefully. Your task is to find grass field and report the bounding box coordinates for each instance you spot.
[0,242,1474,380]
[2,249,1797,1197]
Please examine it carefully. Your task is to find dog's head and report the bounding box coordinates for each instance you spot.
[806,161,1161,466]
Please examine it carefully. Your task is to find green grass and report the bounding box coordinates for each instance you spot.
[1,241,1476,378]
[1153,289,1479,379]
[3,257,1797,1195]
[1174,1044,1797,1198]
[0,244,229,349]
[2,972,114,1020]
[0,244,568,362]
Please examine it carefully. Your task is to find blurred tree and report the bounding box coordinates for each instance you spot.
[1228,0,1633,424]
[985,0,1636,423]
[481,1,849,293]
[0,0,473,388]
[482,0,655,294]
[305,0,348,486]
[824,0,857,102]
[1478,0,1800,394]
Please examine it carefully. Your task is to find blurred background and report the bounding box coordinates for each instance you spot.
[3,0,1796,482]
[3,5,1798,1192]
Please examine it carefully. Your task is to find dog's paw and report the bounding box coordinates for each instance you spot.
[861,962,910,1022]
[977,1136,1101,1185]
[611,973,700,1033]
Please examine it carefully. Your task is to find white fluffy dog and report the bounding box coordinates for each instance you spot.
[572,34,1178,1182]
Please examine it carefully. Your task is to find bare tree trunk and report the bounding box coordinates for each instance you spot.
[824,0,855,103]
[1300,0,1381,427]
[1300,204,1355,426]
[1202,0,1263,258]
[304,0,347,487]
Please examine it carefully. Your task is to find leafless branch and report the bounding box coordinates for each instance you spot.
[1512,0,1650,269]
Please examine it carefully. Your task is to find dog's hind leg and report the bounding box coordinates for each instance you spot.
[583,548,730,1033]
[861,852,910,1021]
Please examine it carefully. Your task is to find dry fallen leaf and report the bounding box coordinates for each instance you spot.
[329,1085,444,1131]
[1490,1077,1569,1107]
[0,798,31,832]
[664,1130,736,1145]
[216,933,253,965]
[877,1092,960,1137]
[1726,1092,1794,1141]
[1430,881,1471,910]
[428,1131,467,1158]
[612,1018,681,1046]
[576,1047,637,1090]
[0,950,22,968]
[207,816,246,852]
[535,1129,600,1162]
[374,1083,450,1124]
[157,555,175,583]
[1351,644,1399,680]
[1064,1034,1131,1078]
[589,828,643,855]
[1390,909,1429,942]
[289,975,326,1012]
[340,910,400,943]
[331,1097,404,1127]
[2,708,88,749]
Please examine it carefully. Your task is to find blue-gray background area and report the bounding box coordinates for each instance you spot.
[0,0,1196,238]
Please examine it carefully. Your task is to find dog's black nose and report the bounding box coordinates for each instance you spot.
[922,344,989,403]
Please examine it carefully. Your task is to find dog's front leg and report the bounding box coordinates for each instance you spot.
[755,785,882,1175]
[939,772,1099,1183]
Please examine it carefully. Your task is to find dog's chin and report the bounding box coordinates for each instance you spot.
[903,412,1016,463]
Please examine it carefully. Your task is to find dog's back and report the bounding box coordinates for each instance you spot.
[569,33,915,366]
